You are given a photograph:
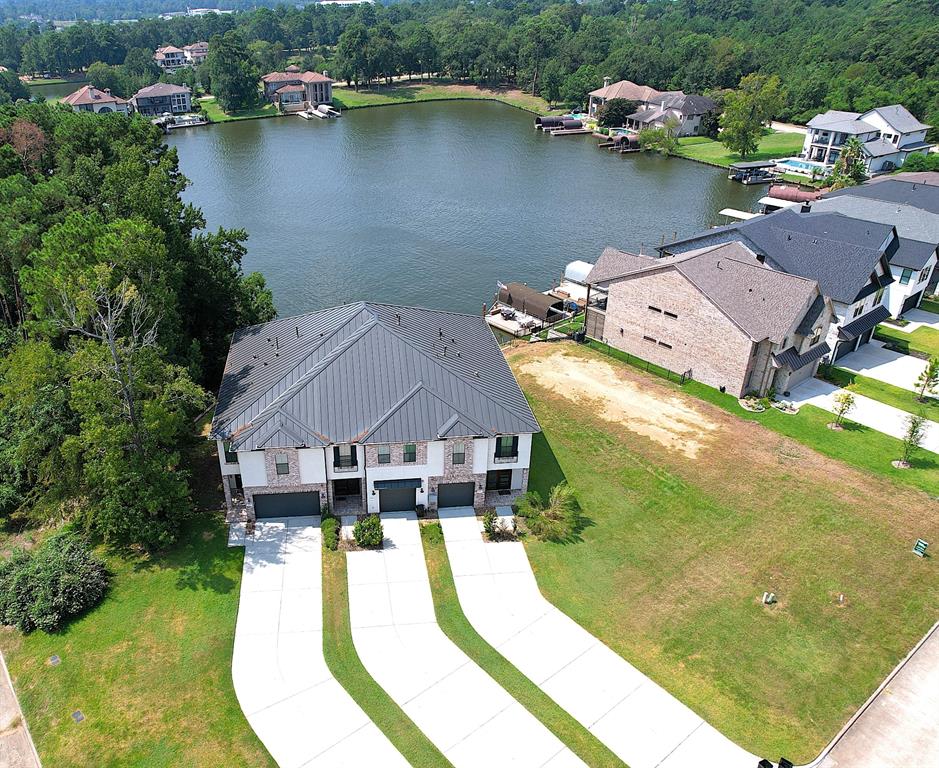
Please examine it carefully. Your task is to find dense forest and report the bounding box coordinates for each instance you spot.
[0,0,936,127]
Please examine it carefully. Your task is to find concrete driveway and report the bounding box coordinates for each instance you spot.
[837,341,928,392]
[232,517,407,768]
[346,511,584,768]
[894,308,939,334]
[437,507,758,768]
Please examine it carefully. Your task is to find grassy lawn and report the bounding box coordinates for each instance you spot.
[333,79,556,115]
[420,522,625,768]
[920,297,939,315]
[821,366,939,420]
[198,96,279,123]
[321,549,450,768]
[508,342,939,762]
[875,323,939,358]
[677,131,806,167]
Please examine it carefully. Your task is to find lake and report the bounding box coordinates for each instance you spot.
[166,100,763,316]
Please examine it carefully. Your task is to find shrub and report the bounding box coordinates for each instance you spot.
[482,507,497,537]
[516,482,579,542]
[0,531,109,634]
[321,516,339,551]
[353,514,383,549]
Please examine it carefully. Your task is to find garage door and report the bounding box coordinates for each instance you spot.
[902,290,923,315]
[437,482,475,508]
[833,339,856,361]
[254,492,321,519]
[379,487,416,513]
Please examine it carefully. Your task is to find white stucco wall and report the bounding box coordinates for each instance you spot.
[482,433,533,471]
[238,450,267,487]
[887,254,937,316]
[216,440,240,477]
[298,447,328,484]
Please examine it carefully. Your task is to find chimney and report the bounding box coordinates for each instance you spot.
[603,76,611,88]
[756,253,765,264]
[801,203,812,213]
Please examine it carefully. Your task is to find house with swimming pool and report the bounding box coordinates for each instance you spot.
[211,302,539,520]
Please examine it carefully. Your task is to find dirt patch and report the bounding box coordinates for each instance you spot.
[516,349,719,458]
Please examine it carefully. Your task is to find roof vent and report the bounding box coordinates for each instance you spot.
[475,370,480,377]
[295,327,300,338]
[438,328,443,338]
[395,313,401,326]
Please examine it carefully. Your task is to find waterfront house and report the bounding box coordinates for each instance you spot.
[61,84,130,114]
[130,83,193,116]
[586,243,833,397]
[211,302,539,520]
[587,78,715,136]
[660,208,896,363]
[183,41,209,65]
[153,45,187,72]
[261,66,334,112]
[801,105,932,174]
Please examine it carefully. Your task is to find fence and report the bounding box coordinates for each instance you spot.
[586,339,693,385]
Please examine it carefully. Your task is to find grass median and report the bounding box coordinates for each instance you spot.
[820,366,938,420]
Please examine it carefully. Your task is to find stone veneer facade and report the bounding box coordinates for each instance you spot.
[242,447,328,520]
[364,441,428,468]
[485,468,530,508]
[427,438,486,512]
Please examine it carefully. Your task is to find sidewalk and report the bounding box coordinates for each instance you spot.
[0,649,40,768]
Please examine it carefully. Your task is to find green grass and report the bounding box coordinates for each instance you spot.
[676,131,807,168]
[875,323,939,359]
[821,366,938,420]
[198,96,279,123]
[0,514,274,768]
[26,78,73,86]
[420,522,626,768]
[509,342,939,762]
[332,79,556,115]
[322,550,450,767]
[920,298,939,315]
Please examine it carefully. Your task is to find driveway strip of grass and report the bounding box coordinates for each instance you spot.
[419,521,627,768]
[321,549,452,768]
[821,366,939,420]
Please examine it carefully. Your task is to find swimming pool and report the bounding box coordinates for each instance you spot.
[776,157,828,175]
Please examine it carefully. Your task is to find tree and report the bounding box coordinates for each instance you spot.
[0,70,28,103]
[516,481,580,542]
[598,98,638,128]
[826,137,868,190]
[561,64,600,110]
[897,412,928,467]
[335,21,369,89]
[719,74,782,158]
[540,60,563,107]
[400,25,437,81]
[915,357,939,402]
[205,31,259,113]
[638,117,681,155]
[831,390,855,427]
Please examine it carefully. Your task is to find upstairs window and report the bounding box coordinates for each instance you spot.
[452,441,465,465]
[900,268,913,286]
[223,441,238,464]
[919,267,932,285]
[403,443,417,463]
[378,445,391,464]
[334,444,357,469]
[275,453,289,475]
[852,304,865,318]
[494,435,519,460]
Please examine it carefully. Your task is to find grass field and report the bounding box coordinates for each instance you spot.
[821,366,939,420]
[322,549,451,767]
[875,323,939,358]
[676,131,807,167]
[420,522,625,768]
[508,342,939,762]
[920,298,939,314]
[198,96,279,123]
[332,80,556,114]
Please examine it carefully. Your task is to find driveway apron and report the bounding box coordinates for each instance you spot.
[438,507,757,768]
[346,511,585,768]
[232,516,408,768]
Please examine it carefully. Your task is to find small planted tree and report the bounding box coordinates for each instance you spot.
[826,136,868,190]
[353,514,383,549]
[829,391,855,430]
[914,357,939,402]
[516,482,579,541]
[894,413,929,469]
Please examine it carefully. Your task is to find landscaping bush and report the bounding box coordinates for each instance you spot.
[515,482,580,542]
[321,516,339,551]
[0,531,109,633]
[353,514,383,549]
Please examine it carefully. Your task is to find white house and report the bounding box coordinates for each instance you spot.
[802,105,932,174]
[61,85,130,114]
[587,78,715,137]
[183,41,208,65]
[211,303,540,520]
[153,45,187,72]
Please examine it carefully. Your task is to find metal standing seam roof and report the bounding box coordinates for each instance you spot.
[211,303,540,451]
[772,341,831,371]
[838,304,891,341]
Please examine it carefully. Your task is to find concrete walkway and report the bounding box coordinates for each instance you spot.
[816,621,939,768]
[789,378,939,454]
[346,511,584,768]
[438,507,757,768]
[0,649,40,768]
[232,517,408,768]
[836,341,928,392]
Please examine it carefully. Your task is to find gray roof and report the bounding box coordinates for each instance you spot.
[807,110,875,135]
[811,195,939,255]
[662,209,894,304]
[773,341,831,371]
[587,247,657,284]
[796,294,827,335]
[862,138,900,158]
[827,178,939,216]
[132,82,191,98]
[659,92,716,116]
[211,303,540,450]
[892,238,938,270]
[838,304,890,341]
[863,105,931,134]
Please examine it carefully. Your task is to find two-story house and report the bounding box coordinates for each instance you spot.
[802,105,932,174]
[61,84,130,114]
[183,41,209,65]
[660,208,897,363]
[211,302,540,520]
[585,243,834,397]
[130,83,192,116]
[261,66,334,112]
[587,78,715,137]
[153,45,187,72]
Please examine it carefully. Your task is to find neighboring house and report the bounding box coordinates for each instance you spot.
[153,45,187,72]
[130,83,192,116]
[661,208,896,363]
[587,78,715,136]
[261,66,334,112]
[61,84,130,114]
[183,41,208,65]
[211,302,540,520]
[586,243,833,397]
[801,105,932,173]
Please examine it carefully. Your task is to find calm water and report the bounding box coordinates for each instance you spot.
[167,101,763,315]
[29,81,89,100]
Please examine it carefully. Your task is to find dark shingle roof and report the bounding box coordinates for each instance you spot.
[827,178,939,216]
[811,195,939,248]
[891,238,938,270]
[773,341,831,371]
[211,303,539,450]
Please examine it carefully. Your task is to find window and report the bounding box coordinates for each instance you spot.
[874,286,885,304]
[452,441,465,465]
[663,310,678,319]
[900,268,913,285]
[648,305,662,313]
[494,435,518,460]
[486,469,512,491]
[378,445,391,464]
[852,303,865,318]
[919,267,932,285]
[275,453,289,475]
[334,444,357,469]
[642,335,657,343]
[223,441,238,464]
[403,443,417,463]
[657,341,672,349]
[811,327,821,345]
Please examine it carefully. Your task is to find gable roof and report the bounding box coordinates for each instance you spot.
[862,105,930,134]
[132,82,191,99]
[211,303,539,450]
[588,79,664,102]
[61,84,127,106]
[827,178,939,216]
[811,195,939,252]
[261,69,334,84]
[587,247,657,284]
[807,110,875,134]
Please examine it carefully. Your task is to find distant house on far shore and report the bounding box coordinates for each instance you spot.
[587,78,716,136]
[61,84,130,114]
[183,41,209,65]
[261,65,334,112]
[153,45,187,72]
[131,83,192,116]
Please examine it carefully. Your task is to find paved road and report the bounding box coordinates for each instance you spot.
[232,517,407,768]
[346,511,584,768]
[438,507,758,768]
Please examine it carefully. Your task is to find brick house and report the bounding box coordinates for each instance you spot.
[586,242,834,397]
[211,303,539,520]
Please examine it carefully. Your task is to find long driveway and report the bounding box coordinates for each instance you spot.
[232,517,408,768]
[346,511,585,768]
[836,341,928,392]
[789,378,939,454]
[437,507,757,768]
